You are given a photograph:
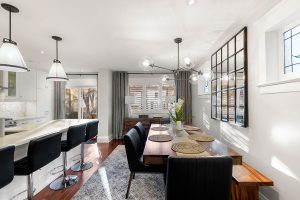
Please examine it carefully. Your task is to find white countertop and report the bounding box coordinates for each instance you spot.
[0,119,98,148]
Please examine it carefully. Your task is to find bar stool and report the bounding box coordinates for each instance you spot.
[0,145,15,189]
[50,124,86,190]
[14,133,62,200]
[71,120,99,172]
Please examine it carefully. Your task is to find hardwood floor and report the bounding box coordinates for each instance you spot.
[35,139,124,200]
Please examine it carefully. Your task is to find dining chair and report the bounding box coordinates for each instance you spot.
[124,128,166,199]
[133,122,147,148]
[165,156,233,200]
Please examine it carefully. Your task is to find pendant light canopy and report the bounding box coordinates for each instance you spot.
[46,36,68,81]
[0,3,29,72]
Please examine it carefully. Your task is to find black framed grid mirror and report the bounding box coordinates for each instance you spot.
[211,27,248,127]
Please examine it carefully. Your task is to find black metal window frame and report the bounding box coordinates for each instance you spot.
[211,27,248,127]
[283,24,300,73]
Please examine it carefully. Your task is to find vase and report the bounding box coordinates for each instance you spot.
[176,121,182,130]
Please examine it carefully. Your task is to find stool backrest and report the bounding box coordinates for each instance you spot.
[66,124,86,149]
[166,156,233,200]
[0,145,15,189]
[28,132,62,173]
[85,120,99,141]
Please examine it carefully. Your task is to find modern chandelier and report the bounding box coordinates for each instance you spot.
[140,38,203,84]
[0,3,29,72]
[46,36,68,81]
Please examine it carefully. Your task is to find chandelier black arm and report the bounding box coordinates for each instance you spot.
[150,64,176,73]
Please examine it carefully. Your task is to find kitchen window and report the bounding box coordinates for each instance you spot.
[284,24,300,73]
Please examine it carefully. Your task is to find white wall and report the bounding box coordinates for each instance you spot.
[97,69,113,142]
[192,1,300,200]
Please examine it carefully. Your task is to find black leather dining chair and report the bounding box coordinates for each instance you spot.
[14,132,62,200]
[50,124,86,190]
[133,122,147,148]
[124,128,166,199]
[71,120,99,172]
[165,156,233,200]
[0,145,15,189]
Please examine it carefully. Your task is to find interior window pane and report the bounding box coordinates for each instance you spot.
[217,50,222,64]
[236,50,244,70]
[229,56,235,72]
[212,54,216,67]
[284,38,292,67]
[217,64,221,79]
[217,106,221,119]
[212,67,217,79]
[222,45,228,61]
[212,80,217,92]
[222,60,228,77]
[229,73,235,89]
[292,34,300,64]
[222,75,228,90]
[222,105,228,121]
[293,63,300,72]
[229,39,235,56]
[217,78,221,91]
[212,106,216,118]
[292,24,300,36]
[212,93,217,106]
[284,30,291,39]
[229,89,235,107]
[285,66,292,73]
[236,31,244,51]
[217,92,221,106]
[236,88,245,124]
[229,107,235,123]
[236,69,245,88]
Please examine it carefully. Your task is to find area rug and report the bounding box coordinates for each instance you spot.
[72,145,165,200]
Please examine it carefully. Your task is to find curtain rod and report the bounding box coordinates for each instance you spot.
[128,72,174,75]
[67,73,98,76]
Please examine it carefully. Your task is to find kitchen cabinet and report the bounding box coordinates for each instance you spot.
[17,69,37,101]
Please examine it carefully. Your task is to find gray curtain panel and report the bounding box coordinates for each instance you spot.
[112,71,128,139]
[175,71,192,125]
[54,81,66,119]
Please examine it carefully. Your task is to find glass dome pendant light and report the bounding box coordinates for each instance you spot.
[0,3,29,72]
[46,36,68,81]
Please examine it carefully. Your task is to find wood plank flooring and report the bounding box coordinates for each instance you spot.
[35,139,123,200]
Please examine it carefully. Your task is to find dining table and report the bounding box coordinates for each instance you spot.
[143,123,242,165]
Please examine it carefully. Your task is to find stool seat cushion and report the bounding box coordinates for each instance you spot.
[61,140,69,152]
[0,145,15,189]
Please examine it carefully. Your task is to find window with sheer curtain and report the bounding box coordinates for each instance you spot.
[128,84,175,113]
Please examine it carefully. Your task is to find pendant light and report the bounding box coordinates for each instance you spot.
[0,3,29,72]
[46,36,68,81]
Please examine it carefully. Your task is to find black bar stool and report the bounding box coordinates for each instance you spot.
[50,124,86,190]
[0,145,15,189]
[71,120,99,172]
[14,132,62,200]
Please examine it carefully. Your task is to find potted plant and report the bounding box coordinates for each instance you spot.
[169,98,184,131]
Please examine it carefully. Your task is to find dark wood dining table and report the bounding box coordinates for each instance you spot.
[143,124,242,165]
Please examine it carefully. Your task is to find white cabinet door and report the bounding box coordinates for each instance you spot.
[17,69,37,101]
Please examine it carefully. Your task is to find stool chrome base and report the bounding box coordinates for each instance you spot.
[49,175,78,191]
[71,161,93,172]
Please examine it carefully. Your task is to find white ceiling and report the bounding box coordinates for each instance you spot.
[0,0,280,73]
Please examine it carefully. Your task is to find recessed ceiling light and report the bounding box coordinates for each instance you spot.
[187,0,197,6]
[40,50,45,54]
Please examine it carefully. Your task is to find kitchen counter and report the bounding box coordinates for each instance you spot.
[0,119,98,148]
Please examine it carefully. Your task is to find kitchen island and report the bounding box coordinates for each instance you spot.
[0,119,99,200]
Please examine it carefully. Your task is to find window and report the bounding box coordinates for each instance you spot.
[128,84,175,113]
[284,24,300,73]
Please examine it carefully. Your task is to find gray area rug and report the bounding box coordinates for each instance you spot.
[72,145,165,200]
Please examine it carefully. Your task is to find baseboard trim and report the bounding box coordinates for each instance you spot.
[97,135,113,143]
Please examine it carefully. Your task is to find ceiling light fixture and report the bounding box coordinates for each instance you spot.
[0,3,29,72]
[46,36,68,81]
[140,38,203,84]
[186,0,197,6]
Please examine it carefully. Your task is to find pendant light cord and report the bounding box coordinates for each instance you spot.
[177,42,179,70]
[9,10,11,40]
[56,40,58,60]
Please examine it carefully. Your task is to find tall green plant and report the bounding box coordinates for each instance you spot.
[169,98,184,122]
